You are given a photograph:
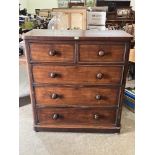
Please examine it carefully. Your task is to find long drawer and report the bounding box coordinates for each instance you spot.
[29,43,74,62]
[37,107,116,125]
[32,65,123,85]
[35,86,120,106]
[79,43,125,63]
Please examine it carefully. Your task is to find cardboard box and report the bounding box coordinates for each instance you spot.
[87,11,106,26]
[87,25,106,30]
[124,89,135,112]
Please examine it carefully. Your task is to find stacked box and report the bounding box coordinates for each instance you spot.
[87,11,106,30]
[124,88,135,112]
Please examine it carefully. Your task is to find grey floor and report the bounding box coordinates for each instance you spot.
[19,105,134,155]
[19,62,29,98]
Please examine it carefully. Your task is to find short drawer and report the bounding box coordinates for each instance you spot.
[79,43,125,63]
[29,43,74,62]
[35,86,120,106]
[32,65,123,85]
[37,107,116,125]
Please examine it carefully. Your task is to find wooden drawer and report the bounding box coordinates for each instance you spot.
[37,107,116,125]
[32,65,123,85]
[29,43,74,62]
[79,43,125,63]
[35,86,120,106]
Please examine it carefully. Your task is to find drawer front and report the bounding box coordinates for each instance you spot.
[30,43,74,62]
[32,65,123,85]
[37,107,116,125]
[35,86,120,106]
[79,43,125,63]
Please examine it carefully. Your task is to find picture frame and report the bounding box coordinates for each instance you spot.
[86,0,96,7]
[116,7,131,18]
[58,0,69,8]
[68,0,85,8]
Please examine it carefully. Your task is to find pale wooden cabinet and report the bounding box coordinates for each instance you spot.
[52,8,87,30]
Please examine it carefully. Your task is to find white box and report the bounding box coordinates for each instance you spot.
[88,25,106,31]
[87,11,106,26]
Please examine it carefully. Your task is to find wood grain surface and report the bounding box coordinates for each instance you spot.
[24,29,133,41]
[37,107,116,125]
[35,86,120,106]
[30,43,74,62]
[79,43,125,63]
[32,65,123,85]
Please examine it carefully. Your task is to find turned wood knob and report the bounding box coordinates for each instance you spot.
[51,93,58,99]
[49,49,56,56]
[96,73,103,79]
[98,50,105,56]
[52,113,59,120]
[94,114,100,120]
[50,72,57,78]
[96,95,101,100]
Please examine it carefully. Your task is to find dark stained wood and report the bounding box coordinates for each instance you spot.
[19,95,31,107]
[24,29,132,133]
[30,43,74,63]
[34,86,120,106]
[37,107,116,125]
[79,43,125,63]
[34,125,120,133]
[32,65,123,85]
[116,42,131,126]
[24,40,38,125]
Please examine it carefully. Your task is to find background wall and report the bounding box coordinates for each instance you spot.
[19,0,28,10]
[130,0,135,10]
[20,0,135,14]
[20,0,58,14]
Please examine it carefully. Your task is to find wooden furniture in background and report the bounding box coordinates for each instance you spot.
[68,0,86,8]
[96,0,131,8]
[128,49,135,80]
[95,0,135,27]
[129,49,135,63]
[52,8,87,30]
[35,9,53,17]
[106,10,135,27]
[24,29,132,133]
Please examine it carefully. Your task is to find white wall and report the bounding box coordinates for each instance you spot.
[20,0,58,14]
[28,0,58,14]
[19,0,28,10]
[130,0,135,10]
[20,0,135,14]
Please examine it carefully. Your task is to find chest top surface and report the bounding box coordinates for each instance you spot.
[24,29,132,41]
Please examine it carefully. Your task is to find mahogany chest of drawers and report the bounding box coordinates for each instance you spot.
[24,29,132,133]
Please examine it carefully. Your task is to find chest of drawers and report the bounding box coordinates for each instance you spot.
[24,29,132,133]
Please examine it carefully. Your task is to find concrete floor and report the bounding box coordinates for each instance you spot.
[19,62,29,98]
[19,105,134,155]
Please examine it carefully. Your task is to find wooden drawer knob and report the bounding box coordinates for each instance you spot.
[52,113,59,120]
[96,73,103,79]
[50,72,57,78]
[96,95,101,100]
[51,93,58,99]
[98,50,105,56]
[49,49,57,56]
[94,114,100,120]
